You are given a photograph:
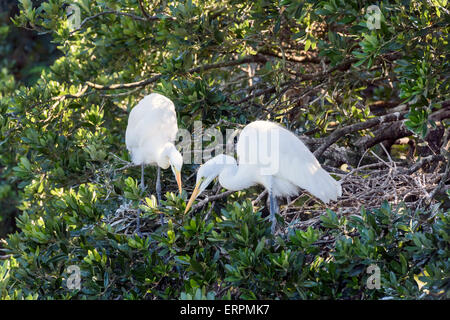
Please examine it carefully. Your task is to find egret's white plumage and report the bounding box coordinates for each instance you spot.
[240,121,342,202]
[125,93,183,197]
[185,120,342,233]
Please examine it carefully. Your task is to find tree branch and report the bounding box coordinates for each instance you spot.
[355,104,450,150]
[259,49,321,64]
[70,8,173,35]
[137,0,152,21]
[402,154,445,175]
[314,111,408,158]
[355,121,410,150]
[191,190,236,211]
[86,55,268,90]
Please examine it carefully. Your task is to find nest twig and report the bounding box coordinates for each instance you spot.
[282,159,446,232]
[102,201,160,236]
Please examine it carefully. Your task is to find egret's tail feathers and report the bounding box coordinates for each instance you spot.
[306,168,342,204]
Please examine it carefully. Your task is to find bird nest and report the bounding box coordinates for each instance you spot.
[282,162,444,231]
[103,201,140,235]
[103,202,158,236]
[104,160,446,237]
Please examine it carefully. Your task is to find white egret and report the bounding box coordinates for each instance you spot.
[126,93,183,224]
[184,120,342,234]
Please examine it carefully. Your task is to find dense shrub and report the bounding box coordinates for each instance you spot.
[0,0,449,299]
[1,195,449,299]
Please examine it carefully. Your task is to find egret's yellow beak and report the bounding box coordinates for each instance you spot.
[174,168,182,194]
[184,181,201,214]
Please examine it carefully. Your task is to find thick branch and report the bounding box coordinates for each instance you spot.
[313,111,407,158]
[369,100,403,115]
[430,104,450,121]
[355,121,410,150]
[355,104,450,150]
[259,49,321,64]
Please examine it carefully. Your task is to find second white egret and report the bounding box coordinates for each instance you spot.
[126,93,183,223]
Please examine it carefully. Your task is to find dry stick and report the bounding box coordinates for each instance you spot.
[380,143,396,170]
[380,143,399,204]
[109,153,140,172]
[252,190,268,206]
[370,151,393,173]
[280,193,307,216]
[404,154,445,175]
[344,162,394,180]
[231,84,286,106]
[87,74,162,91]
[191,190,236,211]
[340,148,374,183]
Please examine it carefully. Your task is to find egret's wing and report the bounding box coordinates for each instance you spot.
[237,121,341,203]
[277,128,341,203]
[279,137,341,203]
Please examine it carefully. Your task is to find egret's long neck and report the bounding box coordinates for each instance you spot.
[218,162,255,191]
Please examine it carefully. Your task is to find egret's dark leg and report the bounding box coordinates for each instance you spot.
[156,166,163,225]
[269,191,278,235]
[140,163,145,191]
[136,163,145,237]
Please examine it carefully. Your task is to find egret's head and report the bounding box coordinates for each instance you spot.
[184,155,235,213]
[164,143,183,194]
